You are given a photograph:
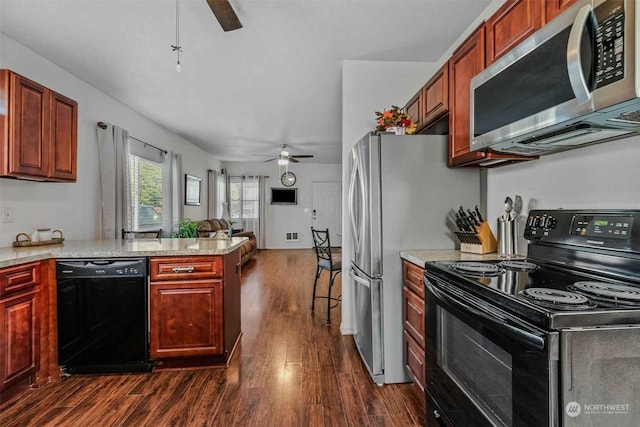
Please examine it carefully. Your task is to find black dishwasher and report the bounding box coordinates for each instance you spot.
[56,258,152,374]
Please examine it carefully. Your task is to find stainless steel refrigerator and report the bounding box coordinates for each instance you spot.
[347,132,480,384]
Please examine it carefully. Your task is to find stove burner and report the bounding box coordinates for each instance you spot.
[498,260,540,272]
[570,281,640,306]
[450,262,504,277]
[521,288,596,311]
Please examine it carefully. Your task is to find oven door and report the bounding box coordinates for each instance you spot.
[424,274,559,427]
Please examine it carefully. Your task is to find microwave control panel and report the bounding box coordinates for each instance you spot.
[595,0,625,88]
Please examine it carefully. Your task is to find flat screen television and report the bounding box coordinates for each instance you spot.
[271,187,297,205]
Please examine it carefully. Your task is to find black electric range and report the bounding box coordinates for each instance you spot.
[423,209,640,427]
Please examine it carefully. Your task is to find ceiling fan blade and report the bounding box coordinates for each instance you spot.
[290,155,314,159]
[289,158,300,163]
[205,0,243,32]
[263,158,278,162]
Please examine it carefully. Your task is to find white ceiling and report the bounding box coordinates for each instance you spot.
[0,0,491,163]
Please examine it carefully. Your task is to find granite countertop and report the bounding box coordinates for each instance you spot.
[0,237,248,268]
[400,249,524,268]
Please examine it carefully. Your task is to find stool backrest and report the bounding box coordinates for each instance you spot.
[311,228,334,266]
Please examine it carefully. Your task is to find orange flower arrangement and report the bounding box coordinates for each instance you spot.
[374,105,416,134]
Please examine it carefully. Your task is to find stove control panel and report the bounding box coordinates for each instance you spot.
[570,215,633,240]
[525,210,640,251]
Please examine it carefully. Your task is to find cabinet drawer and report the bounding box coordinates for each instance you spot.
[403,329,425,391]
[150,256,223,281]
[403,286,425,348]
[402,260,424,298]
[0,262,41,297]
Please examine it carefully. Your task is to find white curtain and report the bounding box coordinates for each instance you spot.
[96,123,131,240]
[256,176,267,249]
[168,152,182,235]
[208,169,223,219]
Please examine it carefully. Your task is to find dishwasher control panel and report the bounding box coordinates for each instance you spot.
[56,258,147,278]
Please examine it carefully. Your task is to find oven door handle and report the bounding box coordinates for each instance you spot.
[426,281,546,351]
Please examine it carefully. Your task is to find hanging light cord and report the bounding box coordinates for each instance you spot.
[171,0,183,71]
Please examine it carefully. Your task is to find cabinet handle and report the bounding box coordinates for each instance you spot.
[172,266,195,273]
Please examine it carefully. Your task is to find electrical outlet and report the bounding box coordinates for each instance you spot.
[2,207,14,223]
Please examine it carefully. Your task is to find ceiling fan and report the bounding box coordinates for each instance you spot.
[263,145,315,164]
[206,0,242,32]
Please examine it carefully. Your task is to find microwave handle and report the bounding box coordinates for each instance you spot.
[567,5,595,106]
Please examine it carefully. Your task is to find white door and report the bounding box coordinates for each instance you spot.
[312,181,341,246]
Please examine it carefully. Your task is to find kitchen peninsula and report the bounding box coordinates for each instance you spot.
[0,237,246,406]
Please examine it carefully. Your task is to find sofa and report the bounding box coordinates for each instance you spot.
[197,218,257,265]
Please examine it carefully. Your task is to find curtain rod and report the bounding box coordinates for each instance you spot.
[97,122,168,155]
[129,136,168,155]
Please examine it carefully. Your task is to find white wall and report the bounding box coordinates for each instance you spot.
[0,34,222,246]
[222,161,341,249]
[487,136,640,254]
[341,60,439,333]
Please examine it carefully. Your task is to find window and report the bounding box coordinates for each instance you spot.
[229,176,259,221]
[128,139,166,231]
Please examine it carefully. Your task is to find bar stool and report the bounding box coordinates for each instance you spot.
[310,227,342,325]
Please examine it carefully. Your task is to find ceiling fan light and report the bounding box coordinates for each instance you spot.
[280,150,289,157]
[278,158,289,166]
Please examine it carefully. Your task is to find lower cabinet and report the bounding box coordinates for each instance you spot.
[0,290,40,391]
[402,260,426,390]
[0,261,43,406]
[148,253,241,369]
[150,279,224,358]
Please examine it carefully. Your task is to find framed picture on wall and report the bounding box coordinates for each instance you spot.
[185,174,202,206]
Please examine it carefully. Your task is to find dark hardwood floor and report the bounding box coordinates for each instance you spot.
[0,249,425,426]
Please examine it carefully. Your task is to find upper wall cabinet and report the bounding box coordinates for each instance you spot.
[545,0,577,22]
[405,91,423,132]
[486,0,545,65]
[422,64,449,131]
[0,70,78,182]
[448,24,537,167]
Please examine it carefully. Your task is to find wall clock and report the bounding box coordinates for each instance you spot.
[281,172,296,187]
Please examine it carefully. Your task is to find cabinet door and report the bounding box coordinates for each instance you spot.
[449,25,486,167]
[448,26,537,167]
[545,0,577,22]
[422,64,449,127]
[486,0,544,65]
[403,330,425,391]
[403,286,425,348]
[1,290,40,391]
[48,91,77,181]
[405,91,423,131]
[150,279,224,358]
[8,73,50,178]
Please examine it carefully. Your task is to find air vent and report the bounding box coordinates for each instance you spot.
[285,232,299,242]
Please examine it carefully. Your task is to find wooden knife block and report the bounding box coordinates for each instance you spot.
[455,221,498,254]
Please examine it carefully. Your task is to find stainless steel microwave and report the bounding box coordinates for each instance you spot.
[471,0,640,156]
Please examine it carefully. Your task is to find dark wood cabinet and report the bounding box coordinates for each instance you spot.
[405,91,423,132]
[486,0,544,65]
[422,64,449,129]
[545,0,577,22]
[449,25,486,167]
[150,279,224,358]
[448,25,537,167]
[0,69,77,182]
[402,260,425,390]
[0,262,41,401]
[149,254,241,369]
[48,91,77,181]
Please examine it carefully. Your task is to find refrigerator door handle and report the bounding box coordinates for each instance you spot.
[348,156,360,254]
[349,267,371,288]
